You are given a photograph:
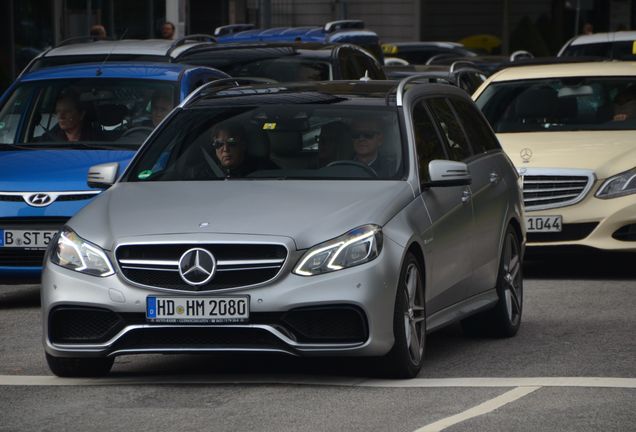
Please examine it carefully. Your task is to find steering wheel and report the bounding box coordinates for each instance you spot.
[121,127,154,137]
[326,160,377,177]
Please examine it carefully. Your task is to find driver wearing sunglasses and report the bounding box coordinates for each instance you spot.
[351,118,387,176]
[210,124,276,177]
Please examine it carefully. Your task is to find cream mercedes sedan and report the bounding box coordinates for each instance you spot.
[474,62,636,251]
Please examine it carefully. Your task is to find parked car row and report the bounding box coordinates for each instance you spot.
[2,20,635,379]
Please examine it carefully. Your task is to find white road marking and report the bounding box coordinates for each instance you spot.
[0,375,635,388]
[412,386,540,432]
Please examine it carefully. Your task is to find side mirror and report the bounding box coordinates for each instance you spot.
[87,162,119,189]
[425,159,471,187]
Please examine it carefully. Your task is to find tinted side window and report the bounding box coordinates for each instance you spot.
[428,98,472,161]
[339,48,366,79]
[412,100,447,182]
[357,51,385,79]
[450,98,501,153]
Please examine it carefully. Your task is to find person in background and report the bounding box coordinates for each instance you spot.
[161,21,175,40]
[90,24,107,40]
[613,86,636,122]
[150,90,174,127]
[41,89,101,142]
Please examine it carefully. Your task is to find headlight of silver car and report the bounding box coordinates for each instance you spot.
[595,167,636,199]
[50,227,114,277]
[294,224,383,276]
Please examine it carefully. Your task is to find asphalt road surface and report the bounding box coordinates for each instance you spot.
[1,251,634,431]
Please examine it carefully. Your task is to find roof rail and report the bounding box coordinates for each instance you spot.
[449,60,477,73]
[509,50,534,62]
[324,20,365,33]
[396,73,451,106]
[168,34,216,56]
[56,35,114,47]
[214,24,256,37]
[181,77,279,106]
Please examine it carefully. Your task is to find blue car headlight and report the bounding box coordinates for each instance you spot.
[50,227,114,277]
[294,224,383,276]
[595,167,636,199]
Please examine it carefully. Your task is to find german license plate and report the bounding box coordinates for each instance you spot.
[0,229,57,248]
[526,216,562,232]
[146,296,249,323]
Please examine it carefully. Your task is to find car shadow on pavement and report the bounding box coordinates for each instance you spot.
[0,284,41,309]
[523,248,636,280]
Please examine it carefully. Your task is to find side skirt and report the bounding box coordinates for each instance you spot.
[426,289,498,333]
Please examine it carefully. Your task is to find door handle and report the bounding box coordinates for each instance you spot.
[461,189,471,203]
[489,172,500,184]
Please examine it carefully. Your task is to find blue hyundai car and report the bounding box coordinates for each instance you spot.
[0,62,228,281]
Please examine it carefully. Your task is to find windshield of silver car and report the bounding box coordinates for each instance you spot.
[126,105,404,181]
[476,77,636,133]
[0,79,176,147]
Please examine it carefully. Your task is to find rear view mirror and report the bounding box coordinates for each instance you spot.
[425,160,471,187]
[558,85,594,97]
[87,162,119,189]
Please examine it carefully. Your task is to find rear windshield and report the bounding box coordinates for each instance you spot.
[475,77,636,132]
[126,105,404,181]
[220,57,332,82]
[561,41,636,60]
[0,78,177,148]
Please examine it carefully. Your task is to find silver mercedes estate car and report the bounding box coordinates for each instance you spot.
[42,78,525,378]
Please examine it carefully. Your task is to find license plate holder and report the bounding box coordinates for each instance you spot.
[0,229,57,249]
[526,216,562,232]
[146,295,250,323]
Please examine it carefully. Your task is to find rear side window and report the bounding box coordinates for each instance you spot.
[339,48,367,80]
[427,98,473,161]
[0,84,34,145]
[412,100,447,182]
[450,98,500,153]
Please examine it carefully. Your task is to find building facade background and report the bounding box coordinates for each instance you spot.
[1,0,635,92]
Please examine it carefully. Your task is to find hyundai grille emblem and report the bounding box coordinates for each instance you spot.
[26,193,54,207]
[178,248,216,286]
[520,148,533,163]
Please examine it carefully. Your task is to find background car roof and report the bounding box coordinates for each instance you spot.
[39,38,214,59]
[175,41,342,62]
[484,61,636,82]
[569,31,636,45]
[185,80,467,108]
[216,27,379,44]
[19,62,207,82]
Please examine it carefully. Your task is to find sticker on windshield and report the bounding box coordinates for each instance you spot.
[262,122,277,130]
[0,122,5,130]
[137,170,153,180]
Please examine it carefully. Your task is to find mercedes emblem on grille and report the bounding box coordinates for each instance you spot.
[520,148,533,163]
[25,193,54,207]
[178,248,216,286]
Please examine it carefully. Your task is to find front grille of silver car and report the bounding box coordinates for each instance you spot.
[520,169,595,211]
[115,243,288,291]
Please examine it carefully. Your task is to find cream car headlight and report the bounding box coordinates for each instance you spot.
[294,225,383,276]
[49,227,114,277]
[595,167,636,199]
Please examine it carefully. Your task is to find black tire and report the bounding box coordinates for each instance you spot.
[380,252,426,378]
[46,353,114,377]
[461,225,523,338]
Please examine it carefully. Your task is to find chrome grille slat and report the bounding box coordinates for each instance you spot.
[519,169,595,211]
[115,243,288,291]
[524,193,580,202]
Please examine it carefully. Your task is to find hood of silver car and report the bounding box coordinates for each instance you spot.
[70,180,415,250]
